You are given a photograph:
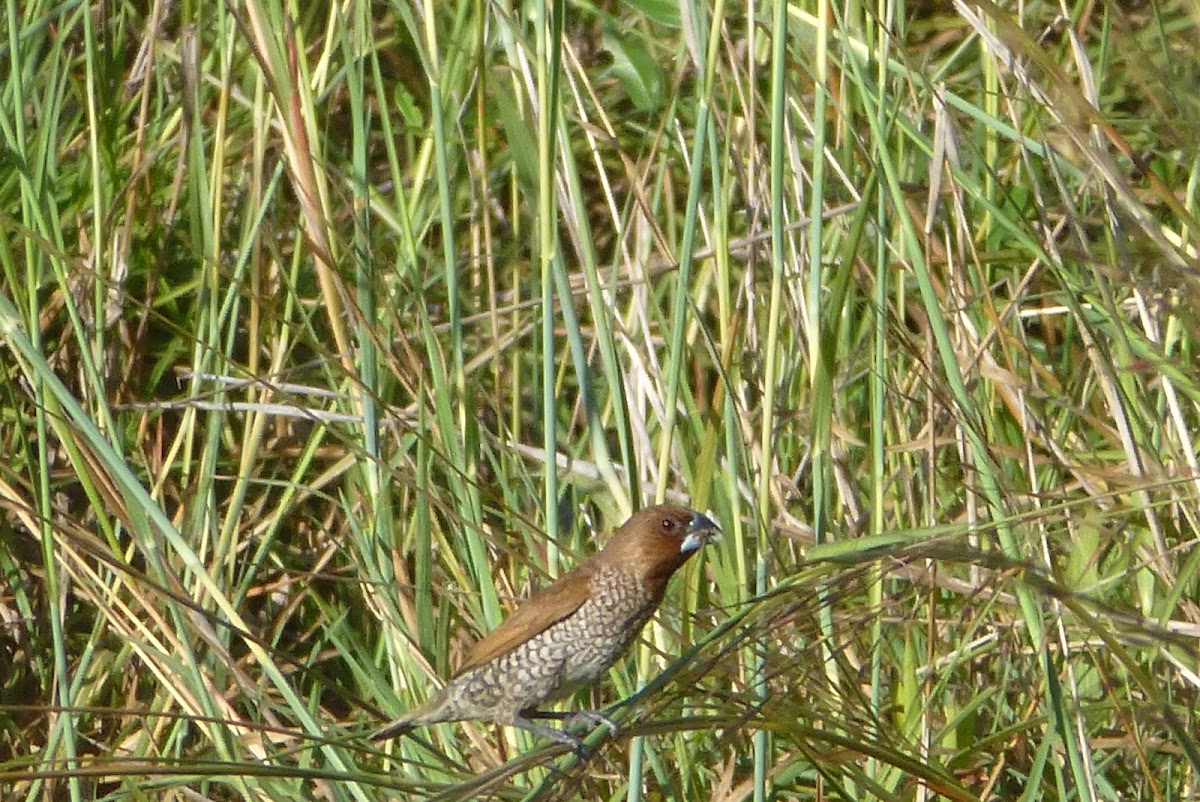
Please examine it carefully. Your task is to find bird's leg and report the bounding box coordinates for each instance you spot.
[511,714,592,756]
[523,708,620,736]
[566,710,620,736]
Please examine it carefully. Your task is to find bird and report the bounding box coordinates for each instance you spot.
[372,504,720,748]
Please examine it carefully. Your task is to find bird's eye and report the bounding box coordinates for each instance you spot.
[661,517,676,532]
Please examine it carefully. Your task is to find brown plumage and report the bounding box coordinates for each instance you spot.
[372,504,720,747]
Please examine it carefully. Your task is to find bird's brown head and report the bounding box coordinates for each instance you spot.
[599,504,721,587]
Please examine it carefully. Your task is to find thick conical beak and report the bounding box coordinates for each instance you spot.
[680,511,721,553]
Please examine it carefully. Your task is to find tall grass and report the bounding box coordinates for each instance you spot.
[2,0,1198,799]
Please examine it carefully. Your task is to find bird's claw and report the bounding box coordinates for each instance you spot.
[565,710,620,737]
[537,726,594,758]
[514,714,597,757]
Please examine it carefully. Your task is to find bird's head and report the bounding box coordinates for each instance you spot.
[601,504,721,585]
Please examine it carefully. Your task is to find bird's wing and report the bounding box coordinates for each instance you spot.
[454,564,594,675]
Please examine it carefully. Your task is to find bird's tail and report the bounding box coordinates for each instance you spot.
[370,692,456,742]
[370,716,416,742]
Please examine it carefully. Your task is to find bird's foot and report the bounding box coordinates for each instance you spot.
[564,709,619,737]
[513,715,592,757]
[521,708,619,737]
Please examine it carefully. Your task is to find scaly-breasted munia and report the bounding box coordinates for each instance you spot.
[373,504,720,747]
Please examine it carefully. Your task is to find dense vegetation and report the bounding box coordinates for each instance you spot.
[2,0,1198,799]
